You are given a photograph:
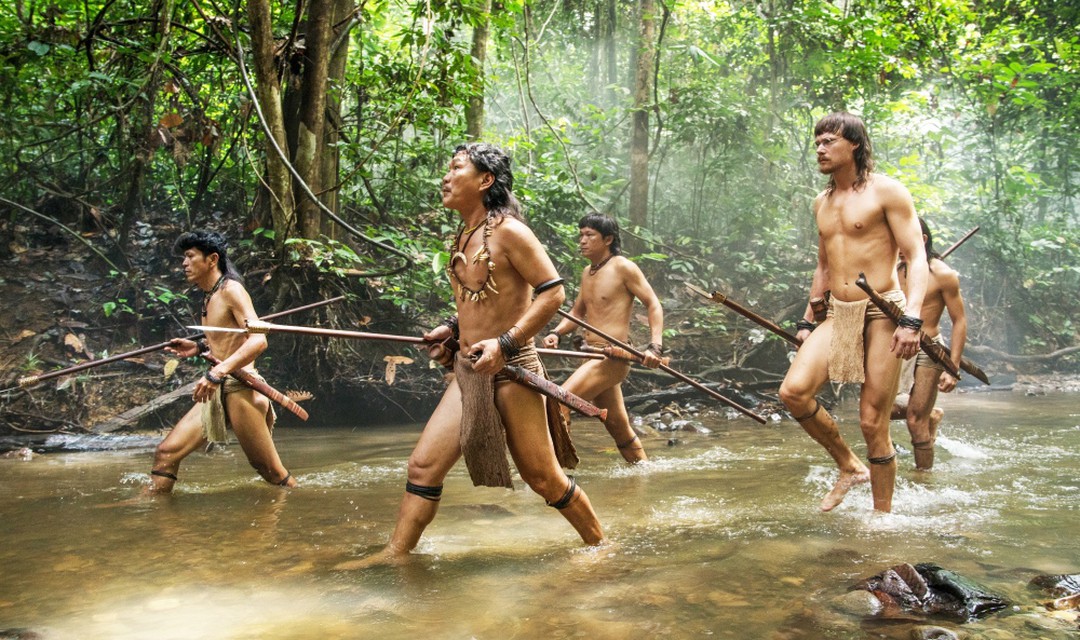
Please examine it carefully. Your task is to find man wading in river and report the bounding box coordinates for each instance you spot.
[345,143,605,566]
[542,213,664,463]
[891,217,969,471]
[144,231,296,494]
[779,112,928,513]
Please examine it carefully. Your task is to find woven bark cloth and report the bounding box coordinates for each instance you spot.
[455,344,578,489]
[826,289,906,383]
[200,372,277,443]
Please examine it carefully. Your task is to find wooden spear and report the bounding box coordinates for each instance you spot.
[192,321,609,421]
[939,225,980,259]
[854,273,989,384]
[685,283,801,347]
[13,296,346,389]
[554,310,767,424]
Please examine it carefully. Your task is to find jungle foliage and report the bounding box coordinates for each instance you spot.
[1,0,1077,371]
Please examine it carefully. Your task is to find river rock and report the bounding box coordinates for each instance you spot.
[832,589,883,617]
[851,563,1009,621]
[910,625,963,640]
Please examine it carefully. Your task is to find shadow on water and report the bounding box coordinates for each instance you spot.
[0,392,1078,638]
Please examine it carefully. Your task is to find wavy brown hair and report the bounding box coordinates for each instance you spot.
[815,112,875,194]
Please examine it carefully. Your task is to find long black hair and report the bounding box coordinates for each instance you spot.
[920,217,941,262]
[173,230,241,281]
[453,142,523,221]
[578,212,622,256]
[815,112,875,194]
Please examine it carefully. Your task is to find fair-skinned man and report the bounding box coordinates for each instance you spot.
[346,143,605,567]
[542,213,664,463]
[145,231,295,495]
[891,218,968,470]
[779,112,928,513]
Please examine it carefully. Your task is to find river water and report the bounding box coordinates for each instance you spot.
[1,390,1078,639]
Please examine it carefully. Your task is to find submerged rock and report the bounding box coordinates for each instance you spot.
[851,563,1009,621]
[1030,573,1080,611]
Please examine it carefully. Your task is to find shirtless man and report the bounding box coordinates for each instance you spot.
[356,143,605,563]
[891,218,968,470]
[542,213,664,463]
[779,112,928,513]
[145,231,295,494]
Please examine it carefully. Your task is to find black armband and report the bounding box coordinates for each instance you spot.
[897,314,923,331]
[204,371,225,385]
[533,277,565,296]
[796,319,817,333]
[441,315,460,339]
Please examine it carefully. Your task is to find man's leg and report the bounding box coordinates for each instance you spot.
[383,381,464,555]
[499,382,605,546]
[144,404,207,495]
[905,365,943,471]
[560,359,641,463]
[227,389,295,487]
[779,319,869,512]
[860,319,905,512]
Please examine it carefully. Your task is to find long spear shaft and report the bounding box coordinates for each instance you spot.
[15,296,346,388]
[195,321,608,420]
[940,225,980,259]
[554,310,767,424]
[192,321,604,361]
[854,273,989,384]
[685,283,801,347]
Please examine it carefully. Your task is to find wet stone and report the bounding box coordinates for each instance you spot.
[910,625,962,640]
[832,590,883,617]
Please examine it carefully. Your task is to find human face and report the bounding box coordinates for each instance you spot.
[181,248,217,286]
[814,130,858,175]
[441,152,490,213]
[578,226,612,262]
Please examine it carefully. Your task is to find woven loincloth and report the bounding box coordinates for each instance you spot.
[826,289,906,383]
[455,343,578,488]
[915,334,947,372]
[201,372,277,444]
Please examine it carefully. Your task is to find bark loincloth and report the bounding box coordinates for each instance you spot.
[455,343,578,489]
[826,289,906,383]
[915,334,947,372]
[200,372,277,444]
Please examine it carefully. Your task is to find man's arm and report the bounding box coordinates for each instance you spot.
[883,179,927,358]
[796,227,829,344]
[622,260,665,367]
[939,267,967,392]
[545,272,586,343]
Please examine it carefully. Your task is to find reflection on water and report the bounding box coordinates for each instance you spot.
[1,391,1078,638]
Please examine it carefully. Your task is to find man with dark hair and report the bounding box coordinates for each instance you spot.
[891,218,968,470]
[542,213,664,463]
[779,112,928,513]
[347,143,606,566]
[144,230,296,495]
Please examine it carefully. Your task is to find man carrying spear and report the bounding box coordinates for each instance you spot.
[542,213,665,463]
[353,143,606,565]
[891,217,970,471]
[144,231,296,495]
[779,112,927,513]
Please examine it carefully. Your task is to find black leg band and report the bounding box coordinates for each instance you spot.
[151,469,178,481]
[547,476,578,510]
[406,481,444,502]
[277,473,292,486]
[792,400,821,422]
[868,451,897,465]
[617,435,640,450]
[911,440,934,450]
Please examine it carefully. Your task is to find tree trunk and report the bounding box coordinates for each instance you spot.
[293,0,334,239]
[464,0,492,140]
[605,0,617,105]
[320,0,358,239]
[247,0,297,248]
[627,0,655,254]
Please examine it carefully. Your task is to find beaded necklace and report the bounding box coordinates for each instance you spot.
[588,254,614,276]
[201,274,226,317]
[447,216,498,302]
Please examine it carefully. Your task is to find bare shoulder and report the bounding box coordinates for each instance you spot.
[932,258,961,284]
[219,279,256,314]
[492,216,536,242]
[868,173,912,199]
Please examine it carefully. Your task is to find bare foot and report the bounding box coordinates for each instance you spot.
[570,538,617,567]
[332,546,410,571]
[820,467,870,512]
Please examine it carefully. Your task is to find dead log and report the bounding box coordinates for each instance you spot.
[90,381,195,434]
